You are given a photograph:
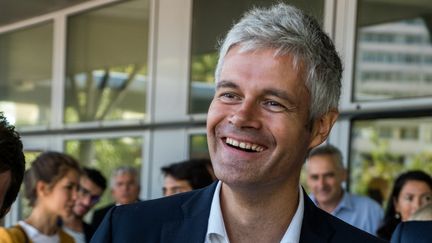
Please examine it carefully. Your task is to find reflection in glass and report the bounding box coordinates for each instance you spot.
[189,134,209,159]
[65,137,142,209]
[189,0,324,113]
[350,117,432,204]
[354,0,432,101]
[0,23,53,127]
[65,0,150,123]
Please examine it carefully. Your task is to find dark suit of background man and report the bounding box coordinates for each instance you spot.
[91,3,386,242]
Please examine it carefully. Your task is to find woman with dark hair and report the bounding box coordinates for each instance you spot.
[377,170,432,240]
[0,151,81,243]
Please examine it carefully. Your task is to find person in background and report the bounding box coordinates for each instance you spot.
[0,112,25,219]
[90,166,140,230]
[0,151,80,243]
[306,144,383,235]
[161,158,214,196]
[367,177,389,206]
[377,170,432,240]
[63,167,107,243]
[91,3,384,243]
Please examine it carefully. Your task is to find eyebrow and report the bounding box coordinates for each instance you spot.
[262,88,293,103]
[216,80,238,90]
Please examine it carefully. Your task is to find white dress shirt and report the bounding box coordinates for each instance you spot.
[205,181,304,243]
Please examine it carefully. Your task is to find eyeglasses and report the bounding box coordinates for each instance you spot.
[78,185,101,205]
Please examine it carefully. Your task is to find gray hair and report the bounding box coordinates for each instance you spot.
[110,166,139,188]
[307,144,344,169]
[215,3,342,119]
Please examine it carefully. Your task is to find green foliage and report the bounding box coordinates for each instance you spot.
[191,52,218,83]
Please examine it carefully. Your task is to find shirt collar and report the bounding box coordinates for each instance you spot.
[333,191,353,214]
[206,181,304,243]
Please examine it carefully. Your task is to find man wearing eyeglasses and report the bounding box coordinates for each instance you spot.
[63,167,107,243]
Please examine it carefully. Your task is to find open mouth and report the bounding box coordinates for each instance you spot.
[225,137,265,152]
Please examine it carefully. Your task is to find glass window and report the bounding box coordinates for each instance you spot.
[189,134,209,159]
[354,0,432,101]
[64,137,142,209]
[65,0,150,123]
[189,0,325,114]
[0,23,53,127]
[349,117,432,203]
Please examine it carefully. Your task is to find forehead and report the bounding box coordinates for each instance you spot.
[307,154,339,172]
[164,175,190,187]
[220,46,305,88]
[401,180,432,194]
[81,176,102,190]
[115,172,136,182]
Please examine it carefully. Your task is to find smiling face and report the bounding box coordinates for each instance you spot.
[395,180,432,221]
[73,176,103,217]
[207,46,338,190]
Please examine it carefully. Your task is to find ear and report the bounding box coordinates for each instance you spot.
[308,109,339,150]
[36,181,50,198]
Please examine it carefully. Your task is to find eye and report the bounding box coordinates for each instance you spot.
[218,92,241,103]
[262,100,286,112]
[422,194,432,203]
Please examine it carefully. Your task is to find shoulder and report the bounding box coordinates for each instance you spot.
[112,188,203,222]
[391,220,432,243]
[0,225,28,243]
[349,193,382,211]
[59,228,76,243]
[94,203,115,214]
[302,195,385,243]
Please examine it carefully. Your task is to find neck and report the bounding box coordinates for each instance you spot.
[220,181,300,243]
[63,213,84,232]
[25,205,61,235]
[318,190,344,213]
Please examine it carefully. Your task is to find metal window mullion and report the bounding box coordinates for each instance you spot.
[50,15,67,130]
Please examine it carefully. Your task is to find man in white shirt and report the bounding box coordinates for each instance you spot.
[91,4,385,242]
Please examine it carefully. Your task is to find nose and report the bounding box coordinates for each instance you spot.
[228,99,261,129]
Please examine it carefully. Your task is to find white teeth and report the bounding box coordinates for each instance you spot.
[225,137,264,152]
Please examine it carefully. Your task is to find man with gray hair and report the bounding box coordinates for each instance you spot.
[306,144,383,235]
[92,3,385,242]
[90,166,140,230]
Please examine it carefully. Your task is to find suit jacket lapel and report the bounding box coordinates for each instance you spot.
[300,188,335,243]
[161,181,218,243]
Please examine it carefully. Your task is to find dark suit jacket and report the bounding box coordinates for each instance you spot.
[390,221,432,243]
[91,182,386,243]
[83,221,96,243]
[91,203,115,231]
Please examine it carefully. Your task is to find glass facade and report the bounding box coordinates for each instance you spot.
[354,0,432,101]
[189,0,324,113]
[3,0,431,228]
[0,23,53,127]
[65,0,150,123]
[350,117,432,202]
[189,134,209,159]
[64,136,142,208]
